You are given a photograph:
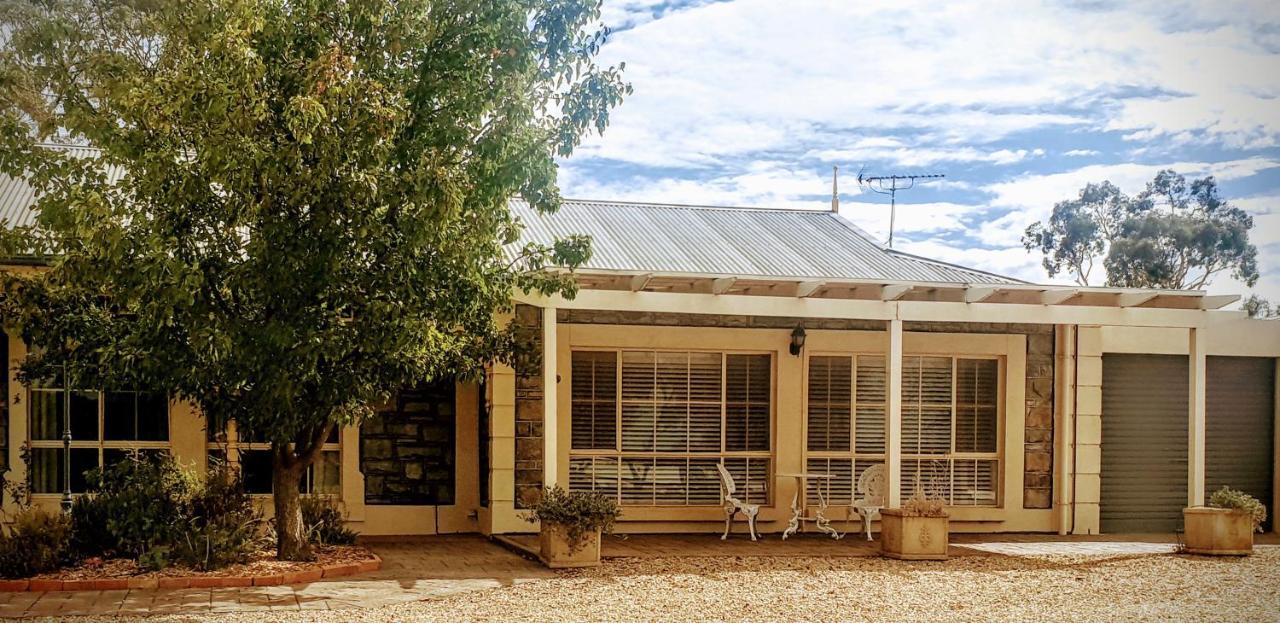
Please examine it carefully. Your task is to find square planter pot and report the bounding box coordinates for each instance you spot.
[880,508,949,560]
[1183,507,1253,556]
[539,523,602,568]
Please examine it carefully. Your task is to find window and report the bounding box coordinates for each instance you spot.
[569,350,772,506]
[206,422,340,495]
[28,383,170,494]
[805,355,886,506]
[805,355,1000,506]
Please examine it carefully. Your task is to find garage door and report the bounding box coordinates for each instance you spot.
[1206,356,1275,532]
[1101,354,1188,533]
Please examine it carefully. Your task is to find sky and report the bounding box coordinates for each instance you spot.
[556,0,1280,304]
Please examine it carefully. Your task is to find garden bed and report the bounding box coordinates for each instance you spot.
[0,544,379,592]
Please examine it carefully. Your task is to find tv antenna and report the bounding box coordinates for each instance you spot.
[856,171,945,247]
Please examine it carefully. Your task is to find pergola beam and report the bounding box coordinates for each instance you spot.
[1199,294,1240,310]
[795,281,825,298]
[1041,289,1079,305]
[710,277,737,295]
[880,284,912,301]
[628,273,652,292]
[1116,292,1159,308]
[965,287,998,303]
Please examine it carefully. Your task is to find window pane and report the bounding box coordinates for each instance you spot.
[653,458,687,505]
[855,406,886,454]
[570,456,619,497]
[688,353,721,402]
[952,459,998,506]
[69,391,99,441]
[654,403,688,452]
[621,351,655,401]
[136,392,169,441]
[621,457,654,505]
[807,356,851,452]
[688,403,722,452]
[241,450,273,494]
[856,356,886,403]
[655,352,688,401]
[806,457,853,506]
[29,390,64,441]
[620,403,655,451]
[901,458,949,503]
[307,450,341,494]
[571,351,618,450]
[688,458,721,505]
[722,457,769,505]
[29,447,63,493]
[103,392,136,440]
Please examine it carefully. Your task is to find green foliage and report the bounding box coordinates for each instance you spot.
[71,453,263,571]
[170,462,265,570]
[79,453,195,561]
[1243,294,1277,319]
[0,507,74,578]
[527,486,619,549]
[0,0,626,559]
[1208,486,1267,533]
[1022,171,1258,290]
[300,496,357,546]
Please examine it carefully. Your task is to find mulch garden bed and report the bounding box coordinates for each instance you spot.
[0,544,379,592]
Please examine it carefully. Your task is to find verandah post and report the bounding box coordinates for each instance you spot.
[887,317,903,508]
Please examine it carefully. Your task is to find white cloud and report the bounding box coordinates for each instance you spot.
[1064,149,1099,157]
[579,0,1280,169]
[810,145,1041,167]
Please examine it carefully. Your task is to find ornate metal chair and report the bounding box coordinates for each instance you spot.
[716,463,759,541]
[850,464,886,541]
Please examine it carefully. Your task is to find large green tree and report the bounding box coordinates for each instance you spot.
[1022,170,1259,290]
[0,0,626,559]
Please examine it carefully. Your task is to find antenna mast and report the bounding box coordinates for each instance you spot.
[856,171,946,247]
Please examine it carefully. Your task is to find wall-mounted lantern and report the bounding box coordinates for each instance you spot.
[789,325,806,356]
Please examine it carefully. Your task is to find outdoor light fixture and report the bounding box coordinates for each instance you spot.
[789,325,806,356]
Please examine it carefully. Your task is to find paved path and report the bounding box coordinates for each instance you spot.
[0,535,552,618]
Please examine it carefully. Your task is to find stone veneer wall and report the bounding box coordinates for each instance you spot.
[513,304,544,509]
[360,383,457,505]
[557,310,1055,510]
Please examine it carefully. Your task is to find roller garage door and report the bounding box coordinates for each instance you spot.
[1101,355,1188,533]
[1206,356,1275,532]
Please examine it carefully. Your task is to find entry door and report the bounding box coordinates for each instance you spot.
[1206,356,1275,532]
[1101,354,1188,533]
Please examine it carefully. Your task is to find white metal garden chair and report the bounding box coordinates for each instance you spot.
[850,464,886,541]
[716,464,759,541]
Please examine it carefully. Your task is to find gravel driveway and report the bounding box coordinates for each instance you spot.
[47,547,1280,623]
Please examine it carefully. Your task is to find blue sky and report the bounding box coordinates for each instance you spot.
[557,0,1280,304]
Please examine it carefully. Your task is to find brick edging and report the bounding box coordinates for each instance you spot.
[0,554,380,592]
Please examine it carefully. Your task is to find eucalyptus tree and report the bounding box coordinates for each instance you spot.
[1022,170,1258,290]
[0,0,625,559]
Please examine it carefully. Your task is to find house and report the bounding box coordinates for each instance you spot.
[2,183,1278,537]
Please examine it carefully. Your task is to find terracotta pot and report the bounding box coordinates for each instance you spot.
[1183,507,1253,556]
[539,522,602,568]
[880,508,949,560]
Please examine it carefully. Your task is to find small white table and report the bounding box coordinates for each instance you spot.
[777,472,843,540]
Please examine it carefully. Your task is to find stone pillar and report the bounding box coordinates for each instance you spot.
[1023,332,1055,509]
[513,304,544,509]
[1072,325,1103,534]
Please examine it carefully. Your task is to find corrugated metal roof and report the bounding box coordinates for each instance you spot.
[511,199,1023,285]
[0,150,1018,286]
[0,144,126,229]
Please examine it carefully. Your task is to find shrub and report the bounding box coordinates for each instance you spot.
[1209,487,1267,533]
[300,496,357,546]
[80,452,195,563]
[526,486,620,549]
[0,507,74,578]
[171,463,265,570]
[70,493,116,558]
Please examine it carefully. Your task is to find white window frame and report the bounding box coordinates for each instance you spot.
[27,386,171,496]
[568,348,774,507]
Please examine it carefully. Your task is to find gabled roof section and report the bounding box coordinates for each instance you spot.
[510,198,1024,286]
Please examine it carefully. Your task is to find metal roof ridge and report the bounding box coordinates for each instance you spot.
[553,197,836,215]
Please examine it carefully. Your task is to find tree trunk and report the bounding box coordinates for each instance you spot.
[272,449,312,561]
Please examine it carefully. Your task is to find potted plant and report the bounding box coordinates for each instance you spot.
[1183,487,1267,556]
[527,486,620,568]
[880,492,949,561]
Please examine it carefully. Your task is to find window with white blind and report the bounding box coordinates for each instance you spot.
[806,354,1000,506]
[569,350,772,506]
